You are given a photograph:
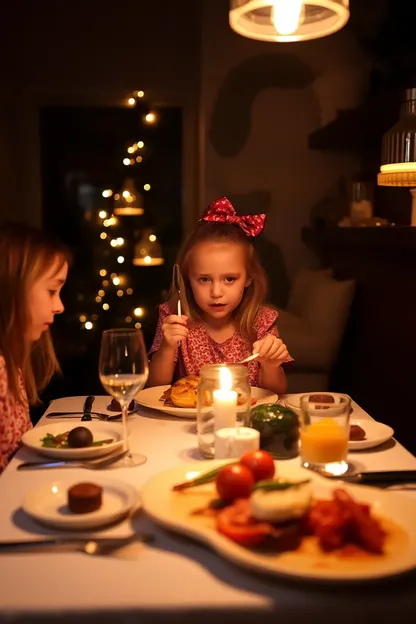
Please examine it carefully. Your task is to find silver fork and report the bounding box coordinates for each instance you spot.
[17,449,128,471]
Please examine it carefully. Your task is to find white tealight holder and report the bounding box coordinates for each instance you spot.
[214,427,260,459]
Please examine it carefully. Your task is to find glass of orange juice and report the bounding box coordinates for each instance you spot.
[299,393,351,476]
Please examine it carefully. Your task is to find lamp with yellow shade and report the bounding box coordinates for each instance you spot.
[113,179,144,216]
[378,88,416,226]
[229,0,349,43]
[133,229,164,266]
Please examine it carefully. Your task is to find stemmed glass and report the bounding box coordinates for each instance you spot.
[99,328,149,467]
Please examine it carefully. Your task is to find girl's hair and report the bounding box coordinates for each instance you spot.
[0,222,71,405]
[169,222,268,344]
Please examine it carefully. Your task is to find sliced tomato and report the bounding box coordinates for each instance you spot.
[216,499,273,546]
[239,450,275,482]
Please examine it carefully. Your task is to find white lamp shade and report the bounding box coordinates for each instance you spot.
[133,229,164,266]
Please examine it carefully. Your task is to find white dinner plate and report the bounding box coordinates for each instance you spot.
[349,419,394,451]
[22,422,124,460]
[141,460,416,583]
[22,476,139,530]
[136,386,278,419]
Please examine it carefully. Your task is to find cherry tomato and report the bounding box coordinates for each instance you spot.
[216,499,272,546]
[216,464,255,501]
[239,450,275,482]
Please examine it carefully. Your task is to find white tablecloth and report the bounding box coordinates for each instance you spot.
[0,395,415,623]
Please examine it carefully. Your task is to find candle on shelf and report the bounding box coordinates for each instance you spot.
[214,427,260,459]
[213,367,237,431]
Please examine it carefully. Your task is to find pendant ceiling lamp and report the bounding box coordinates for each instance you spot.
[378,88,416,226]
[229,0,349,42]
[133,228,164,266]
[114,178,144,216]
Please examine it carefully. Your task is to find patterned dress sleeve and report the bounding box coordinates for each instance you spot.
[148,303,179,363]
[255,307,294,363]
[0,356,32,473]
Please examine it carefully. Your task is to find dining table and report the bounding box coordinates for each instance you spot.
[0,394,415,624]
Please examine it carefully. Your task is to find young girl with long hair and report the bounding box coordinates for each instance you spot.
[0,223,70,472]
[148,197,292,394]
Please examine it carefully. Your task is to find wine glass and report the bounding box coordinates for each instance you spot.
[99,328,149,467]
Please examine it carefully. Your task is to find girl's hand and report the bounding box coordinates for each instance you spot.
[162,315,189,349]
[253,335,289,368]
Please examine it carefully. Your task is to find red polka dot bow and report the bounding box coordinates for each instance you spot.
[199,197,266,237]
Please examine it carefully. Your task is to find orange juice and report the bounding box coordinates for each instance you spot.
[300,417,348,463]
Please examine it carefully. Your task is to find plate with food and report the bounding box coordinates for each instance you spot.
[22,422,124,460]
[283,392,347,416]
[136,375,278,418]
[22,476,139,530]
[141,451,416,582]
[348,420,394,451]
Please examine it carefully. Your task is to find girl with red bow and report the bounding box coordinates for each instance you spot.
[148,197,293,394]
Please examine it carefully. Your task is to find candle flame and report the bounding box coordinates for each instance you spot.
[219,366,232,392]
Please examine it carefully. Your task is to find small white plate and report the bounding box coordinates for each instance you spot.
[349,419,394,451]
[283,392,347,416]
[136,386,278,419]
[22,477,139,530]
[22,422,124,460]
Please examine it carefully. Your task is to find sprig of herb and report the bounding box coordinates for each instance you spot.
[172,462,237,491]
[252,479,310,492]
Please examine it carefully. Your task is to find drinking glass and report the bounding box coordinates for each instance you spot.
[299,393,351,476]
[99,328,148,467]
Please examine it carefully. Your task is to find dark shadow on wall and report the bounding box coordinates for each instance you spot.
[209,52,316,157]
[227,190,290,308]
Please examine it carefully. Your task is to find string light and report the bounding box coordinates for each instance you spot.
[135,322,142,329]
[102,280,109,287]
[136,156,143,163]
[113,277,121,286]
[125,316,132,323]
[127,97,136,107]
[95,296,102,303]
[126,288,133,295]
[85,321,93,330]
[98,290,105,297]
[134,307,144,317]
[117,256,125,263]
[143,184,151,191]
[100,232,107,240]
[98,210,107,219]
[123,158,131,166]
[135,90,144,98]
[137,141,144,148]
[79,315,87,323]
[99,269,107,277]
[103,303,110,310]
[145,112,157,124]
[102,190,113,198]
[117,290,124,297]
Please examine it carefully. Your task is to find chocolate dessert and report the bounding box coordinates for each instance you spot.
[349,424,366,441]
[68,482,103,514]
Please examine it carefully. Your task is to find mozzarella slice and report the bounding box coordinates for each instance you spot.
[250,482,312,523]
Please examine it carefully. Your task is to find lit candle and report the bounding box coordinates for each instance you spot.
[213,367,237,431]
[215,427,260,459]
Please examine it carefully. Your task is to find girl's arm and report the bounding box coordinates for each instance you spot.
[258,362,288,395]
[147,344,177,387]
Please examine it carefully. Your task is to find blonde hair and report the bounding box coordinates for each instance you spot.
[169,222,269,344]
[0,223,71,405]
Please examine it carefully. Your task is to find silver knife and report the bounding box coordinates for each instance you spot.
[0,534,154,555]
[81,395,95,421]
[323,470,416,486]
[17,449,128,471]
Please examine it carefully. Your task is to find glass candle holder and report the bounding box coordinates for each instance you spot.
[196,364,251,459]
